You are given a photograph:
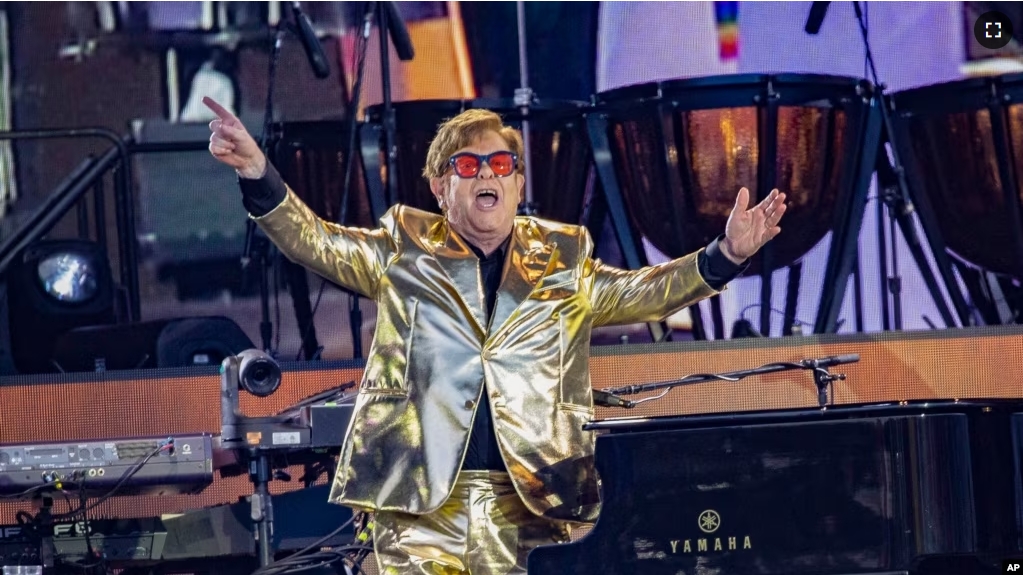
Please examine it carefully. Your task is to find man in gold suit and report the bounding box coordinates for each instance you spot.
[203,96,786,575]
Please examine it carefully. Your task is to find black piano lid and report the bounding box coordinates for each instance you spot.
[585,398,1023,432]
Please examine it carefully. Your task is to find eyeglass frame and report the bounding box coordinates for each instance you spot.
[446,151,520,179]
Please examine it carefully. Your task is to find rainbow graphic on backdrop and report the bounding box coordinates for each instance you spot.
[715,1,739,60]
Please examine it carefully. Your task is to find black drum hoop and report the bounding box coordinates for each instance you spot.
[592,73,873,114]
[891,72,1023,117]
[365,98,589,128]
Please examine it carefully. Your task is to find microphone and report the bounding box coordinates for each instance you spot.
[382,2,415,61]
[798,353,860,369]
[291,2,330,79]
[804,1,831,34]
[593,389,635,409]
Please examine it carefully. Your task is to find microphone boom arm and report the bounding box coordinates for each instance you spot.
[598,354,860,409]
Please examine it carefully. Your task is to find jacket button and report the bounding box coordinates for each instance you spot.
[482,350,494,360]
[465,400,475,409]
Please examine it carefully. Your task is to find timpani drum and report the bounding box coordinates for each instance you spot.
[890,73,1023,281]
[362,99,592,224]
[587,74,881,335]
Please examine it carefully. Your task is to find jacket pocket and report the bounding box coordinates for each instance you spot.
[359,298,417,396]
[532,271,577,301]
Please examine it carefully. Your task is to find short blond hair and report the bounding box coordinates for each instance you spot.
[422,109,525,180]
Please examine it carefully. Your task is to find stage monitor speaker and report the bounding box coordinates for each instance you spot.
[50,316,255,373]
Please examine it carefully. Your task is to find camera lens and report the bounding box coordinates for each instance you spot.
[237,350,282,397]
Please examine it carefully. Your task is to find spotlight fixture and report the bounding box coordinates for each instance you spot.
[36,249,101,303]
[6,239,116,374]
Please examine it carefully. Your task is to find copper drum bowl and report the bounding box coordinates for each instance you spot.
[589,74,877,277]
[890,73,1023,280]
[364,99,592,225]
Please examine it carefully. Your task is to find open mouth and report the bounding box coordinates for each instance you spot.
[475,189,499,209]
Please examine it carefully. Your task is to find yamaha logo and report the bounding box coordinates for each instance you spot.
[669,510,752,555]
[698,510,721,533]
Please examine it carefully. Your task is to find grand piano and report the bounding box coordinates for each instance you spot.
[528,399,1023,575]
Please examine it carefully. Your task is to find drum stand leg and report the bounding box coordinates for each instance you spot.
[852,1,961,330]
[585,114,673,342]
[871,111,961,329]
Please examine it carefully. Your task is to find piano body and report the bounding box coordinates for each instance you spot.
[528,399,1023,575]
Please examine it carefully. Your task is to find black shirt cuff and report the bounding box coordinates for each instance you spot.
[237,162,287,217]
[698,235,749,291]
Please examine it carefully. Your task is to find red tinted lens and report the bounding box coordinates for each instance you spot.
[488,152,515,176]
[452,155,481,177]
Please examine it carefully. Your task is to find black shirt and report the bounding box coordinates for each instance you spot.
[461,239,510,471]
[239,164,748,471]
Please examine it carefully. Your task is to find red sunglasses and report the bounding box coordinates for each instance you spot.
[447,151,518,178]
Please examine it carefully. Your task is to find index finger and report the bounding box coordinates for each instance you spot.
[202,97,239,123]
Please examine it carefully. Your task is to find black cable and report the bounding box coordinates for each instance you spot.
[0,483,63,500]
[738,303,810,329]
[340,549,372,575]
[253,547,375,575]
[606,372,742,398]
[249,513,369,575]
[50,442,171,520]
[58,488,105,572]
[862,2,869,80]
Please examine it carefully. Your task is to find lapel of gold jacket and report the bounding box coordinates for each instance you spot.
[489,219,556,337]
[426,218,488,337]
[426,218,556,341]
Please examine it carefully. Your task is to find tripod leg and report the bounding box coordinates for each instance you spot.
[875,121,959,329]
[885,192,958,328]
[251,451,275,567]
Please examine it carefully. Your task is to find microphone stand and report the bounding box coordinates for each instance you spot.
[334,4,376,360]
[242,23,287,354]
[377,2,398,205]
[851,1,957,330]
[600,354,861,409]
[514,1,537,215]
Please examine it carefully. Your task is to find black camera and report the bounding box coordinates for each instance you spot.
[220,349,290,448]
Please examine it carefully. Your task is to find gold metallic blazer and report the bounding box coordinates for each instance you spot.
[253,189,720,523]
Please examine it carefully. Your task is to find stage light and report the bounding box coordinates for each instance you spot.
[6,239,116,374]
[37,250,101,303]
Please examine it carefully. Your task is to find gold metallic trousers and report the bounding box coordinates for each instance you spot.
[372,471,571,575]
